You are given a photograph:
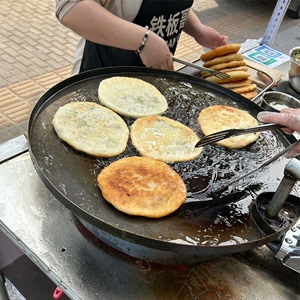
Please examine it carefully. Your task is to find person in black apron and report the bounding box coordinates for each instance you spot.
[58,0,228,73]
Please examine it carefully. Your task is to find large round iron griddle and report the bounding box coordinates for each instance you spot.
[28,67,299,264]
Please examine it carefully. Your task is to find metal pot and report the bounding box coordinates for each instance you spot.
[261,91,300,112]
[289,46,300,93]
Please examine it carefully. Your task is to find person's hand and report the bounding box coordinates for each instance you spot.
[194,24,228,49]
[257,108,300,133]
[257,108,300,158]
[139,32,174,71]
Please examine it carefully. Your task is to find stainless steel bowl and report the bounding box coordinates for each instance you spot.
[289,46,300,94]
[261,91,300,112]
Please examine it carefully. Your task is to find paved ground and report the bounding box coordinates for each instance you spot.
[0,0,299,143]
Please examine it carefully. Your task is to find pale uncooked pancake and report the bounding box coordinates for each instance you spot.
[97,156,187,218]
[198,105,260,149]
[52,102,129,157]
[130,116,203,162]
[98,76,168,118]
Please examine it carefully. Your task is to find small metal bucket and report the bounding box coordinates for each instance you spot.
[289,46,300,94]
[261,91,300,112]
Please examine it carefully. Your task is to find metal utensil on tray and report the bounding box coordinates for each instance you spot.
[172,57,230,80]
[195,123,284,148]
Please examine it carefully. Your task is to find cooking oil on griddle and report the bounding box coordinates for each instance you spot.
[30,72,299,251]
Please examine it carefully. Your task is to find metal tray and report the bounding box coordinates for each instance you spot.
[247,64,275,103]
[176,60,275,104]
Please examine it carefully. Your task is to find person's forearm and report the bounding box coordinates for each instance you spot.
[183,9,227,48]
[61,0,146,51]
[182,9,204,38]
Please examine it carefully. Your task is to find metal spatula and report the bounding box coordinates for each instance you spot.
[214,139,300,194]
[195,123,284,148]
[172,57,230,80]
[182,139,300,211]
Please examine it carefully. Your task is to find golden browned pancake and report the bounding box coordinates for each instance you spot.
[198,105,260,149]
[203,53,244,68]
[52,102,129,157]
[98,76,168,118]
[218,78,253,89]
[201,66,248,79]
[200,44,256,100]
[208,60,247,70]
[219,66,249,73]
[230,83,257,94]
[130,116,203,162]
[201,44,241,62]
[97,156,187,218]
[205,70,251,84]
[240,90,258,100]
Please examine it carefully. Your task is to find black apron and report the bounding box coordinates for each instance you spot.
[79,0,194,72]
